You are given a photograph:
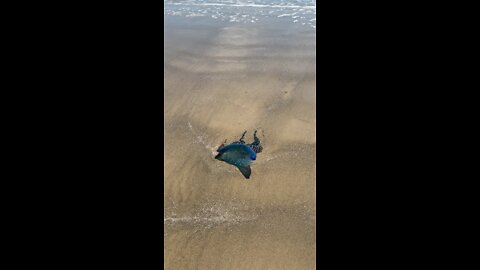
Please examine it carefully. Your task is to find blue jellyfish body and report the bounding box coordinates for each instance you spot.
[214,130,263,179]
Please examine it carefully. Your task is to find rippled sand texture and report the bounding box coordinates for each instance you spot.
[164,13,316,270]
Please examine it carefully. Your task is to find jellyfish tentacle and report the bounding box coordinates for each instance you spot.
[233,130,247,144]
[248,129,263,153]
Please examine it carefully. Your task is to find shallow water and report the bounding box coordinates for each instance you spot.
[164,0,316,28]
[164,3,316,269]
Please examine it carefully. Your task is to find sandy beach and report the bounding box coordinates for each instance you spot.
[164,4,316,269]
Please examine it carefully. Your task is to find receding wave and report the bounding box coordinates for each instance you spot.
[164,0,316,28]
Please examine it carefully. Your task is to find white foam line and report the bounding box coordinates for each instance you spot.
[167,2,316,10]
[164,214,256,225]
[278,13,294,17]
[187,121,217,156]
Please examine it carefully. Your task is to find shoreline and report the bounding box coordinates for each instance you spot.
[164,13,316,270]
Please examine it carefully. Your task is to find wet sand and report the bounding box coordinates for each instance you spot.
[164,14,316,270]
